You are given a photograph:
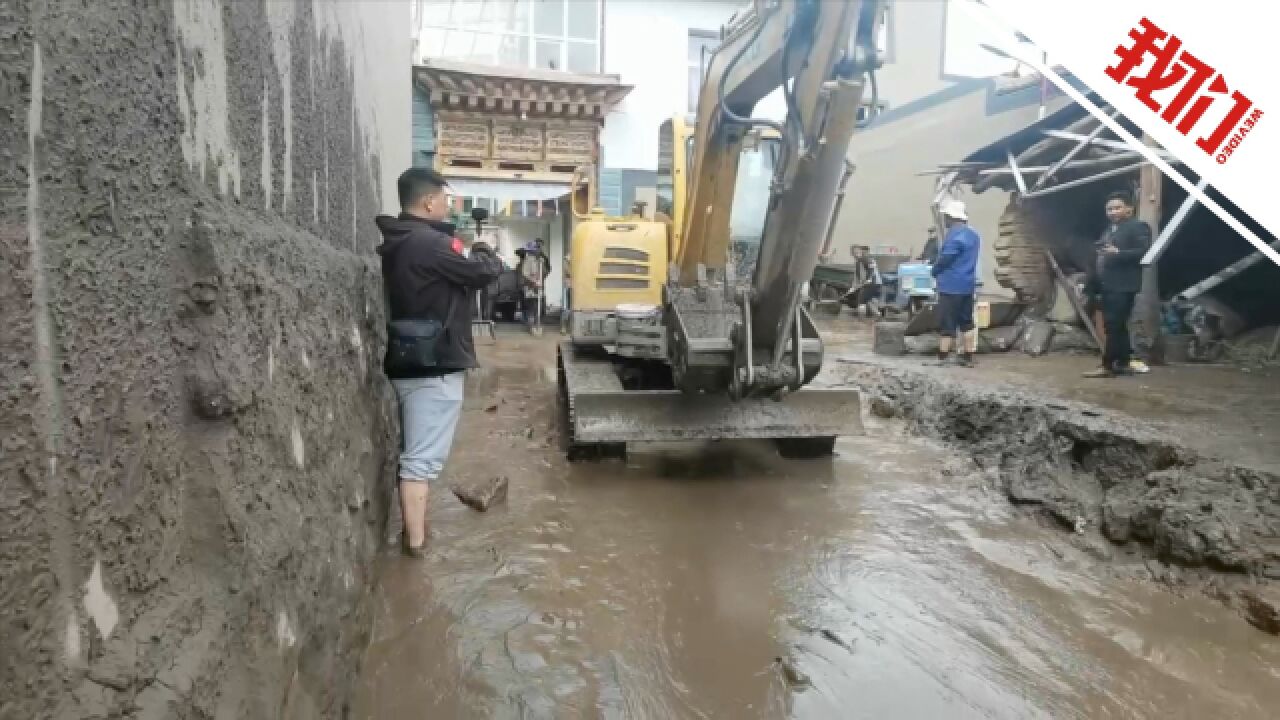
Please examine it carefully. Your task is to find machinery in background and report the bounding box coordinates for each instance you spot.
[558,0,886,461]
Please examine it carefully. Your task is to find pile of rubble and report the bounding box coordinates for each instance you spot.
[872,300,1098,358]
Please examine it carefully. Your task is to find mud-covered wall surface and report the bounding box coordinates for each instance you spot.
[842,362,1280,634]
[1,0,409,717]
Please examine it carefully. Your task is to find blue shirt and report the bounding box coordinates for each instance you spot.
[932,224,980,294]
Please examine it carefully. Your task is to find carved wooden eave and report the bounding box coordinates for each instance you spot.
[413,59,633,121]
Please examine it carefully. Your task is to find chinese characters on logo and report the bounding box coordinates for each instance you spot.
[1106,18,1263,164]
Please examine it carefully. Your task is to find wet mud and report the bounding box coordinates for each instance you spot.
[837,353,1280,630]
[356,333,1280,719]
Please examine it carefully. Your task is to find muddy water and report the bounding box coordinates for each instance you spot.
[355,357,1280,719]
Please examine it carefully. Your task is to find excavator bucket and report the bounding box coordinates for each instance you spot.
[569,388,863,445]
[558,343,862,453]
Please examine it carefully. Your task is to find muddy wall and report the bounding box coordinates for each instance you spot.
[1,1,409,717]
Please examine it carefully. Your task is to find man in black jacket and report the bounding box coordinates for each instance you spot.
[376,167,502,555]
[1084,191,1152,378]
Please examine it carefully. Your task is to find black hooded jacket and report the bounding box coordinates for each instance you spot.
[375,213,503,376]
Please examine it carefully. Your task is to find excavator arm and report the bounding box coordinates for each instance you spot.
[669,0,885,398]
[556,0,884,459]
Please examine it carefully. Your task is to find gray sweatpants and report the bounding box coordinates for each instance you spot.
[391,373,465,482]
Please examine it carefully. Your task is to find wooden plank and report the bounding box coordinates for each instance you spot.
[1045,248,1103,355]
[491,121,545,161]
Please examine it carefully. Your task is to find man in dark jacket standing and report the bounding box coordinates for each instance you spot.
[1084,191,1152,378]
[376,167,502,556]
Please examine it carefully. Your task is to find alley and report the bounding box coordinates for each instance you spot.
[354,332,1280,719]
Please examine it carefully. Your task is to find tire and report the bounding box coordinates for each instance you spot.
[775,436,837,459]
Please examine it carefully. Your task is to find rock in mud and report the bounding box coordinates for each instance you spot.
[904,333,940,355]
[1240,586,1280,634]
[453,476,510,512]
[873,321,907,356]
[1049,323,1099,353]
[775,655,810,689]
[980,326,1021,352]
[869,395,897,419]
[1021,320,1055,356]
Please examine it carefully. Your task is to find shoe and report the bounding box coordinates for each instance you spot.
[958,353,974,368]
[1082,367,1114,378]
[1129,359,1150,374]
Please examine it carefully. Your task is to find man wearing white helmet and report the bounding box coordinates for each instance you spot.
[931,200,981,366]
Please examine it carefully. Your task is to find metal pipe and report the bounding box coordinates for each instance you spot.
[1031,108,1120,191]
[1142,178,1208,265]
[1175,238,1280,302]
[1020,161,1147,199]
[1041,129,1180,160]
[819,159,855,258]
[1007,147,1028,195]
[973,110,1105,193]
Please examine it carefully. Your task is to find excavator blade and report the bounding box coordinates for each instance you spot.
[569,388,863,445]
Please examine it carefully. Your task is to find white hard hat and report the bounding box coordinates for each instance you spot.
[941,200,968,221]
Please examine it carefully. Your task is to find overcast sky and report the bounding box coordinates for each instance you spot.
[942,0,1036,78]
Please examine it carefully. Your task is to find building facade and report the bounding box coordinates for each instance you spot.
[412,0,643,309]
[832,0,1073,295]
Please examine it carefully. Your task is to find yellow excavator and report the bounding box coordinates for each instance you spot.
[559,0,885,461]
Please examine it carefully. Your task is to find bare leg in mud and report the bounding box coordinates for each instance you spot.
[399,480,429,553]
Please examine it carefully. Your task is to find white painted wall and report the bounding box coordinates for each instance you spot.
[600,0,784,171]
[836,91,1074,297]
[313,0,413,214]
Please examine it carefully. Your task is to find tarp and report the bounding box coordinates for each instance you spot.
[444,179,571,203]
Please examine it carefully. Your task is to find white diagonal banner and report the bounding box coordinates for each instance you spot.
[961,0,1280,269]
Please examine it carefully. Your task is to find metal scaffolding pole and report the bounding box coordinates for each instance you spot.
[1021,161,1147,199]
[1176,238,1280,303]
[1142,178,1209,266]
[1031,108,1121,191]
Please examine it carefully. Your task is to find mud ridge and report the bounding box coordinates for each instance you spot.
[838,360,1280,630]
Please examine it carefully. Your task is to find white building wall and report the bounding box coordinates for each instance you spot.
[600,0,785,172]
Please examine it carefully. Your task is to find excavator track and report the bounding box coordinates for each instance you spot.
[557,341,862,461]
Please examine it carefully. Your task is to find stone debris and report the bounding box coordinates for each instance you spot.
[1240,587,1280,634]
[452,476,510,512]
[1020,320,1055,356]
[774,654,810,689]
[872,321,907,356]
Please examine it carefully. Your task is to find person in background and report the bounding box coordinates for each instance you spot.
[842,244,882,317]
[468,238,499,321]
[376,168,503,557]
[919,226,940,264]
[516,240,552,331]
[1083,190,1152,378]
[931,200,981,366]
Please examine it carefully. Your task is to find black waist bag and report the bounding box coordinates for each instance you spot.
[385,292,455,376]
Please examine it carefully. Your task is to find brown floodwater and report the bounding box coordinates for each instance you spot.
[354,350,1280,720]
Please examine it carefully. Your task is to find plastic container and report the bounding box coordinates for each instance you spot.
[974,300,991,329]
